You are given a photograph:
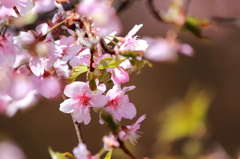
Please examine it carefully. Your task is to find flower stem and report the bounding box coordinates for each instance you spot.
[118,138,137,159]
[62,94,84,143]
[71,113,85,143]
[45,19,66,35]
[13,6,21,17]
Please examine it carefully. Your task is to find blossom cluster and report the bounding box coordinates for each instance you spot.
[0,0,195,158]
[0,0,151,158]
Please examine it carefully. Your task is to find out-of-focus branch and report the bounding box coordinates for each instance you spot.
[146,0,164,22]
[114,0,135,14]
[212,16,240,29]
[184,0,191,13]
[100,39,115,54]
[117,138,137,159]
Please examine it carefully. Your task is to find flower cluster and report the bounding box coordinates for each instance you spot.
[0,0,195,158]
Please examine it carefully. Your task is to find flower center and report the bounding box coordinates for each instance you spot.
[108,96,122,109]
[78,93,90,106]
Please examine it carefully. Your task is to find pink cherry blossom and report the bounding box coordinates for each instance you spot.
[29,71,61,98]
[77,0,122,37]
[14,23,62,76]
[59,35,82,63]
[69,48,91,67]
[0,35,17,68]
[0,95,11,114]
[53,59,70,78]
[101,85,136,123]
[5,90,39,117]
[7,71,35,100]
[119,114,146,145]
[1,0,28,8]
[117,24,148,52]
[27,0,56,13]
[103,135,119,151]
[107,66,129,85]
[143,37,194,62]
[60,81,107,125]
[73,143,91,159]
[0,140,26,159]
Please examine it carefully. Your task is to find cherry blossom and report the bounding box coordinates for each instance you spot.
[107,66,129,85]
[100,85,136,123]
[5,90,39,117]
[58,35,82,63]
[73,143,89,159]
[1,0,28,9]
[117,24,148,52]
[143,36,194,62]
[60,81,107,124]
[103,135,119,151]
[119,114,146,145]
[0,140,26,159]
[0,35,17,68]
[13,23,62,76]
[77,0,122,37]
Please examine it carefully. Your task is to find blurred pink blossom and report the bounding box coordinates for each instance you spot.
[143,37,194,62]
[77,0,122,37]
[0,140,26,159]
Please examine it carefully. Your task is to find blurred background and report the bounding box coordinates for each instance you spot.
[2,0,240,158]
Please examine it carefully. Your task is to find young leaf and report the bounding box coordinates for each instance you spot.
[48,147,68,159]
[68,65,88,83]
[104,149,113,159]
[183,15,211,38]
[98,56,127,69]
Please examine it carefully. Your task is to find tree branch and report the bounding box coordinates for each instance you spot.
[62,94,84,143]
[118,138,137,159]
[146,0,164,22]
[71,113,85,143]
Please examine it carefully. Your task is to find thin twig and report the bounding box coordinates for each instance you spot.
[117,138,137,159]
[13,6,21,17]
[45,19,66,35]
[115,0,132,14]
[62,94,84,143]
[89,46,95,72]
[100,39,115,54]
[71,113,85,143]
[146,0,163,22]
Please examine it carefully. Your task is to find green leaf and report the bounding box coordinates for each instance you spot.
[158,84,214,142]
[104,149,113,159]
[68,65,88,82]
[183,15,211,38]
[98,56,127,69]
[48,147,68,159]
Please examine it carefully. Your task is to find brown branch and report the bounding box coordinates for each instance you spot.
[13,6,21,17]
[89,46,95,72]
[117,138,137,159]
[115,0,133,14]
[71,113,85,143]
[100,39,115,55]
[62,94,84,143]
[146,0,163,22]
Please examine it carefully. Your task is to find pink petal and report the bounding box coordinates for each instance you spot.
[59,99,77,113]
[122,103,136,119]
[63,82,86,98]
